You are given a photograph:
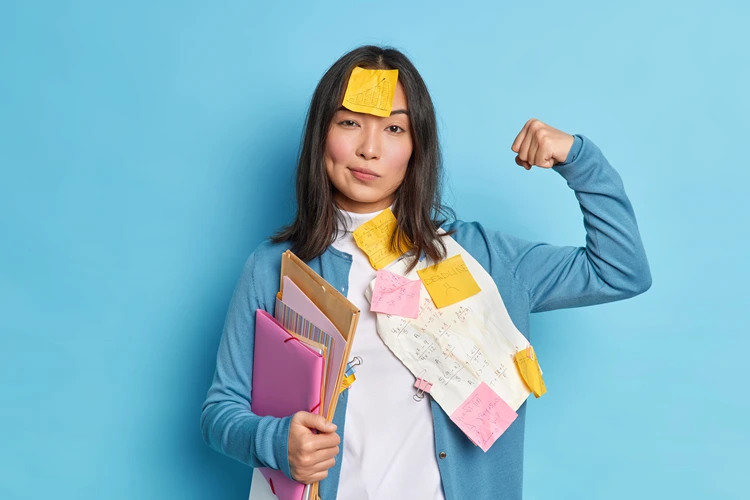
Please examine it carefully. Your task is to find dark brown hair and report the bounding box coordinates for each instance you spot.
[272,45,453,269]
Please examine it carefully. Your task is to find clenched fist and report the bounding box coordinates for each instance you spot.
[511,119,575,170]
[288,411,340,484]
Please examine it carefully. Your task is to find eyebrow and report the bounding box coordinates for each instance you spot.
[336,106,409,116]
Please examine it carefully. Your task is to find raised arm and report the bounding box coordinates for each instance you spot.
[505,119,652,312]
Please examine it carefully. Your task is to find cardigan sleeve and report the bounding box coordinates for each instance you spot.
[516,135,651,312]
[452,135,652,313]
[200,252,294,478]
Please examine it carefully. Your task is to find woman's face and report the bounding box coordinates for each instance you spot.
[324,82,413,213]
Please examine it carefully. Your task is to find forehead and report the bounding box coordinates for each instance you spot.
[392,81,407,109]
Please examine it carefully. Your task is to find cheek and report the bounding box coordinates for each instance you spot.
[390,142,414,179]
[325,131,352,167]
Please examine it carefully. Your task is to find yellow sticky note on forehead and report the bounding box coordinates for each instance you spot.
[514,346,547,398]
[342,67,399,117]
[417,254,481,309]
[352,208,410,270]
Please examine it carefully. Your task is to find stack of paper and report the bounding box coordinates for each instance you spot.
[251,251,360,500]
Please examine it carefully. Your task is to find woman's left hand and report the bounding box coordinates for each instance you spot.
[511,119,575,170]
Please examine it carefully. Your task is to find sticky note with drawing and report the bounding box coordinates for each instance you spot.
[450,381,518,452]
[370,269,421,319]
[352,208,410,270]
[417,254,482,308]
[342,67,399,117]
[514,346,546,398]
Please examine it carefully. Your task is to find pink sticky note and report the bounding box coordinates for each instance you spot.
[450,382,518,452]
[370,269,421,319]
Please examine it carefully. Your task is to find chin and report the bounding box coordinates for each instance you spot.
[336,193,393,212]
[342,189,387,205]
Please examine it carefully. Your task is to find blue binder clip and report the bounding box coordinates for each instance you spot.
[345,356,363,377]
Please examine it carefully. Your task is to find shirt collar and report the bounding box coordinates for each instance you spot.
[335,206,391,233]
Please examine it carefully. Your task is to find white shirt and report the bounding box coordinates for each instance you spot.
[334,208,444,500]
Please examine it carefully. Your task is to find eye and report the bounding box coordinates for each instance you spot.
[387,125,405,134]
[339,119,359,127]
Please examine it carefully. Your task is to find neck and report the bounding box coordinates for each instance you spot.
[333,193,395,214]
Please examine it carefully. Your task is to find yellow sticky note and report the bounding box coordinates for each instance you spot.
[514,346,546,398]
[352,208,410,270]
[342,67,399,117]
[339,373,356,394]
[417,254,481,309]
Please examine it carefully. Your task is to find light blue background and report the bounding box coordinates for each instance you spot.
[1,1,747,499]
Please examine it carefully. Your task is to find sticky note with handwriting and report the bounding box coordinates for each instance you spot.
[352,208,410,270]
[450,382,517,452]
[417,254,481,308]
[370,269,421,319]
[514,346,546,398]
[343,67,399,117]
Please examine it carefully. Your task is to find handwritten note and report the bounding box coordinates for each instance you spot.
[343,67,399,117]
[352,208,410,270]
[417,254,481,308]
[370,269,421,318]
[450,382,517,452]
[514,346,546,398]
[365,233,534,451]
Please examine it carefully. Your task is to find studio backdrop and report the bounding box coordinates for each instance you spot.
[1,1,747,499]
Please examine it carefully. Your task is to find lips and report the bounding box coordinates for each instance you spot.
[349,167,378,177]
[349,167,379,181]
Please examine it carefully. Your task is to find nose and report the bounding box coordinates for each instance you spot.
[356,126,381,161]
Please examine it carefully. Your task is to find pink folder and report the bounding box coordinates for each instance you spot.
[252,309,324,500]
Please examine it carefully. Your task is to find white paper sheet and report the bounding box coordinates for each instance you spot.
[365,234,531,416]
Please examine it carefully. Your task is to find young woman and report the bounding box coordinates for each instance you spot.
[201,45,651,500]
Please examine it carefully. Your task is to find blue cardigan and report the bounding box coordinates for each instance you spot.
[200,135,652,499]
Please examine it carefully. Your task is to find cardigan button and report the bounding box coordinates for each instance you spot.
[439,452,447,459]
